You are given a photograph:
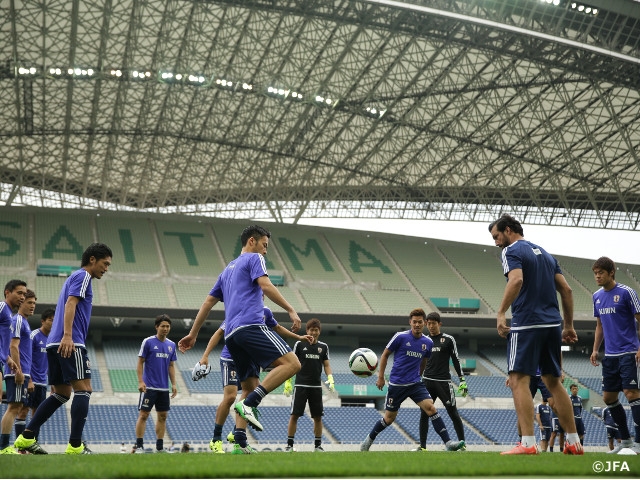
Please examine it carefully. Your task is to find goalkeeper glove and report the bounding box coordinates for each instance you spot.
[191,361,211,382]
[325,374,335,392]
[457,377,468,397]
[283,378,293,397]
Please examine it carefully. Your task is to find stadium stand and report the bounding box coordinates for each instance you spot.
[172,281,217,309]
[33,276,68,304]
[34,211,95,264]
[465,377,512,398]
[323,406,408,444]
[360,289,426,316]
[166,405,236,444]
[84,405,155,445]
[104,279,172,308]
[0,210,29,270]
[264,285,309,314]
[299,287,367,315]
[394,407,488,446]
[250,406,331,445]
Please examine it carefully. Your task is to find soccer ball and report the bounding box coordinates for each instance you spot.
[349,348,378,377]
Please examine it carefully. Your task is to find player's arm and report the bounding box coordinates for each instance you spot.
[535,410,543,430]
[376,348,391,390]
[9,337,24,385]
[273,323,312,342]
[257,276,301,332]
[136,356,146,392]
[168,361,177,398]
[590,317,604,366]
[199,328,224,365]
[178,295,220,352]
[59,295,80,358]
[323,358,335,392]
[635,313,640,361]
[496,268,522,338]
[555,273,576,343]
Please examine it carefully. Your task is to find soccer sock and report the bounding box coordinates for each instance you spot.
[244,385,267,408]
[235,428,248,448]
[607,400,631,439]
[549,446,554,452]
[69,391,91,448]
[287,436,295,447]
[156,439,163,451]
[14,418,26,437]
[429,413,451,444]
[369,418,389,441]
[315,436,321,448]
[418,409,429,448]
[628,398,640,443]
[521,435,536,448]
[0,433,10,450]
[565,433,580,445]
[25,393,69,436]
[212,423,224,441]
[136,438,144,448]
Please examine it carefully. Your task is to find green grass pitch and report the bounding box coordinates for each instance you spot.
[3,451,638,478]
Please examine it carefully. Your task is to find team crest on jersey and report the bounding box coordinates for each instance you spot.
[144,398,149,406]
[422,344,426,350]
[168,346,173,353]
[317,347,322,353]
[613,295,620,303]
[440,338,445,343]
[86,359,91,369]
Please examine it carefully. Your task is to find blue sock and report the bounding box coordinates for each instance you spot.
[234,428,247,448]
[212,423,223,441]
[629,398,640,443]
[369,418,389,440]
[0,433,10,450]
[607,401,631,439]
[26,393,69,436]
[69,391,91,447]
[429,412,451,443]
[156,439,163,451]
[244,386,267,408]
[14,418,26,437]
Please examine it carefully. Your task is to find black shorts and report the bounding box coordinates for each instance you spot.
[26,384,48,409]
[290,386,324,418]
[138,389,171,412]
[423,379,456,408]
[47,346,91,385]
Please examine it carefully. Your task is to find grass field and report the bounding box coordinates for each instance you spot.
[3,451,639,478]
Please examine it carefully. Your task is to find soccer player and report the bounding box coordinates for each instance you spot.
[0,279,27,418]
[16,308,54,442]
[0,289,35,454]
[133,314,178,454]
[360,308,465,452]
[489,214,582,455]
[415,311,466,451]
[568,384,585,445]
[195,306,311,454]
[590,256,640,454]
[283,317,334,452]
[178,225,302,454]
[549,409,564,452]
[602,406,622,451]
[535,400,552,451]
[14,242,112,455]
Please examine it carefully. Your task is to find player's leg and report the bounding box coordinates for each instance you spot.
[361,386,403,451]
[0,377,25,453]
[66,347,93,453]
[286,386,306,451]
[155,411,168,452]
[308,388,324,451]
[211,358,239,453]
[135,389,153,453]
[14,402,29,438]
[442,381,465,442]
[416,380,433,450]
[417,397,462,450]
[619,353,640,451]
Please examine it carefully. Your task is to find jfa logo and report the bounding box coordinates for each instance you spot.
[592,461,630,473]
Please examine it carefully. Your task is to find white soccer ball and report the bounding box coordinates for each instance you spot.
[617,447,637,455]
[349,348,378,378]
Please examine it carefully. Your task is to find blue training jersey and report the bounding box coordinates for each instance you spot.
[139,335,177,390]
[500,239,563,329]
[0,301,13,364]
[30,328,49,385]
[535,403,552,428]
[48,269,94,348]
[570,394,583,418]
[593,283,640,356]
[210,253,268,339]
[220,307,277,359]
[386,330,433,385]
[5,313,32,377]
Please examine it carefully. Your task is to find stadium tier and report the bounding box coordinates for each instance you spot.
[322,406,408,444]
[83,405,156,445]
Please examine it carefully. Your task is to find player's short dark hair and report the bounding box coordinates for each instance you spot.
[155,314,171,327]
[570,383,578,389]
[426,311,441,323]
[240,225,271,247]
[409,308,426,320]
[25,289,36,300]
[488,214,524,236]
[41,308,55,322]
[4,279,27,297]
[81,243,113,267]
[592,256,616,279]
[306,318,321,330]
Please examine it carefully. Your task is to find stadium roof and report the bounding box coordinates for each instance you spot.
[2,0,640,230]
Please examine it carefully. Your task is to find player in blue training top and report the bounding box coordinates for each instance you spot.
[0,279,27,426]
[601,407,622,451]
[535,400,552,451]
[489,214,582,455]
[15,243,112,456]
[360,308,465,452]
[178,225,302,454]
[133,314,178,454]
[568,384,585,445]
[590,256,640,454]
[15,308,54,444]
[0,289,35,454]
[194,306,312,454]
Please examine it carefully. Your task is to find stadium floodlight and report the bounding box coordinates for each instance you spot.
[49,67,62,76]
[17,66,37,75]
[109,69,122,77]
[242,82,253,90]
